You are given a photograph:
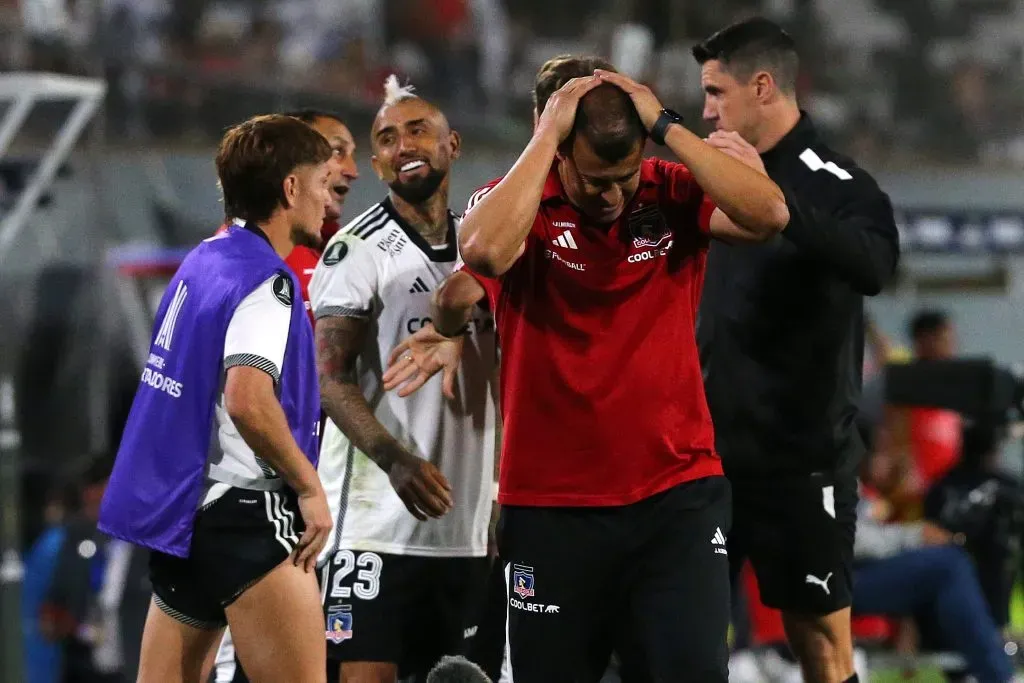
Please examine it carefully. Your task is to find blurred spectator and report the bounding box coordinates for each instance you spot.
[925,419,1024,635]
[854,447,1018,683]
[30,456,150,683]
[906,310,963,494]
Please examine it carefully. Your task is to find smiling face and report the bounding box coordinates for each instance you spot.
[309,116,358,221]
[370,98,460,205]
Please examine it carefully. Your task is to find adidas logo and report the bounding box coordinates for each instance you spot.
[409,277,430,294]
[712,527,727,555]
[553,230,578,250]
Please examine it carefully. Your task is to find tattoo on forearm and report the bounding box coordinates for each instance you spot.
[315,316,402,472]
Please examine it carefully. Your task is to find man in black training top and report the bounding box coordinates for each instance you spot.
[693,18,900,683]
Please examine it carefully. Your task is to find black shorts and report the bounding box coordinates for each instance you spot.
[728,471,858,615]
[320,550,490,677]
[149,487,303,629]
[498,476,732,683]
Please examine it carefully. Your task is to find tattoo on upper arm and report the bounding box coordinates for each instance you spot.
[315,317,367,384]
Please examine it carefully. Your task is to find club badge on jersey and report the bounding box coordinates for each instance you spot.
[628,203,671,249]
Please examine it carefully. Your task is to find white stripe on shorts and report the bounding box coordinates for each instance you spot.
[264,492,294,553]
[501,563,514,683]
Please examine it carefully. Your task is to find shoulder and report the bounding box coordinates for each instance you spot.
[339,202,391,242]
[786,142,889,208]
[239,272,296,313]
[317,229,380,275]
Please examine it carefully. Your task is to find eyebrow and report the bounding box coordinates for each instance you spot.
[374,118,429,140]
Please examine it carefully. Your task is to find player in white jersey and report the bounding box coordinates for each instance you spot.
[309,77,499,683]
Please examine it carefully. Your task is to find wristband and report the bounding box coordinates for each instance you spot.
[650,108,683,146]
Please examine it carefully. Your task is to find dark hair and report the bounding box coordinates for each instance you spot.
[908,309,950,342]
[216,114,333,224]
[282,109,346,127]
[533,54,616,116]
[692,17,799,93]
[569,84,646,163]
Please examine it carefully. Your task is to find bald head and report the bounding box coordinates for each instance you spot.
[567,83,646,164]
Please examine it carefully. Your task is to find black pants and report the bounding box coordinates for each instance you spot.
[498,476,732,683]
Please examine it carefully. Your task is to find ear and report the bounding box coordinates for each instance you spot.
[370,154,386,182]
[448,129,462,161]
[282,174,299,209]
[753,70,775,103]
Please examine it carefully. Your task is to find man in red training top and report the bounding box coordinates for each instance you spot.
[389,64,789,680]
[217,109,359,317]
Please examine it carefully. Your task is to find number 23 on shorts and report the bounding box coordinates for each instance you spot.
[327,550,383,601]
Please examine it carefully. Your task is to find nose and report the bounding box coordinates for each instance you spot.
[702,98,717,123]
[599,186,620,206]
[342,156,359,180]
[397,133,417,157]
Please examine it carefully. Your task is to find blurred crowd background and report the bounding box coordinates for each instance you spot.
[4,0,1024,166]
[3,1,1024,682]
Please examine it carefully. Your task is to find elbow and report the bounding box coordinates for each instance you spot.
[224,366,274,429]
[741,198,790,243]
[434,272,480,313]
[855,258,898,297]
[459,235,505,279]
[858,276,885,297]
[768,196,790,235]
[224,385,258,430]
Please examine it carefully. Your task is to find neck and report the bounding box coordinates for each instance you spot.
[254,215,295,260]
[754,100,802,154]
[389,185,450,246]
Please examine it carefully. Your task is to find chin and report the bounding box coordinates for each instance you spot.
[292,227,322,250]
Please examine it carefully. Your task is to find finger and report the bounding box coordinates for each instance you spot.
[384,361,420,391]
[573,75,604,98]
[387,339,412,367]
[425,463,453,493]
[410,479,449,517]
[397,372,431,398]
[594,69,635,92]
[307,530,328,573]
[399,491,428,521]
[414,473,453,511]
[293,530,316,567]
[442,365,457,400]
[382,356,409,387]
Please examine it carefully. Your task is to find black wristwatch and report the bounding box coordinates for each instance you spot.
[650,108,683,146]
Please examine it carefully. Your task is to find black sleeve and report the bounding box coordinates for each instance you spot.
[780,174,900,296]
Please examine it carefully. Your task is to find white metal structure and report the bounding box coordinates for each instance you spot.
[0,72,106,260]
[0,71,104,683]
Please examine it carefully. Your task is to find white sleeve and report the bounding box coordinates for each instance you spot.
[224,274,293,383]
[309,234,379,320]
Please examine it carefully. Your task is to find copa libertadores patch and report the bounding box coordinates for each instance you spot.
[272,273,293,307]
[322,241,349,266]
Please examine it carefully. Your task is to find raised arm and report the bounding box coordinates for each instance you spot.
[459,76,603,277]
[595,70,788,242]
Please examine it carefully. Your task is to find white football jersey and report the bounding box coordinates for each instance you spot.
[309,198,498,558]
[201,271,295,507]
